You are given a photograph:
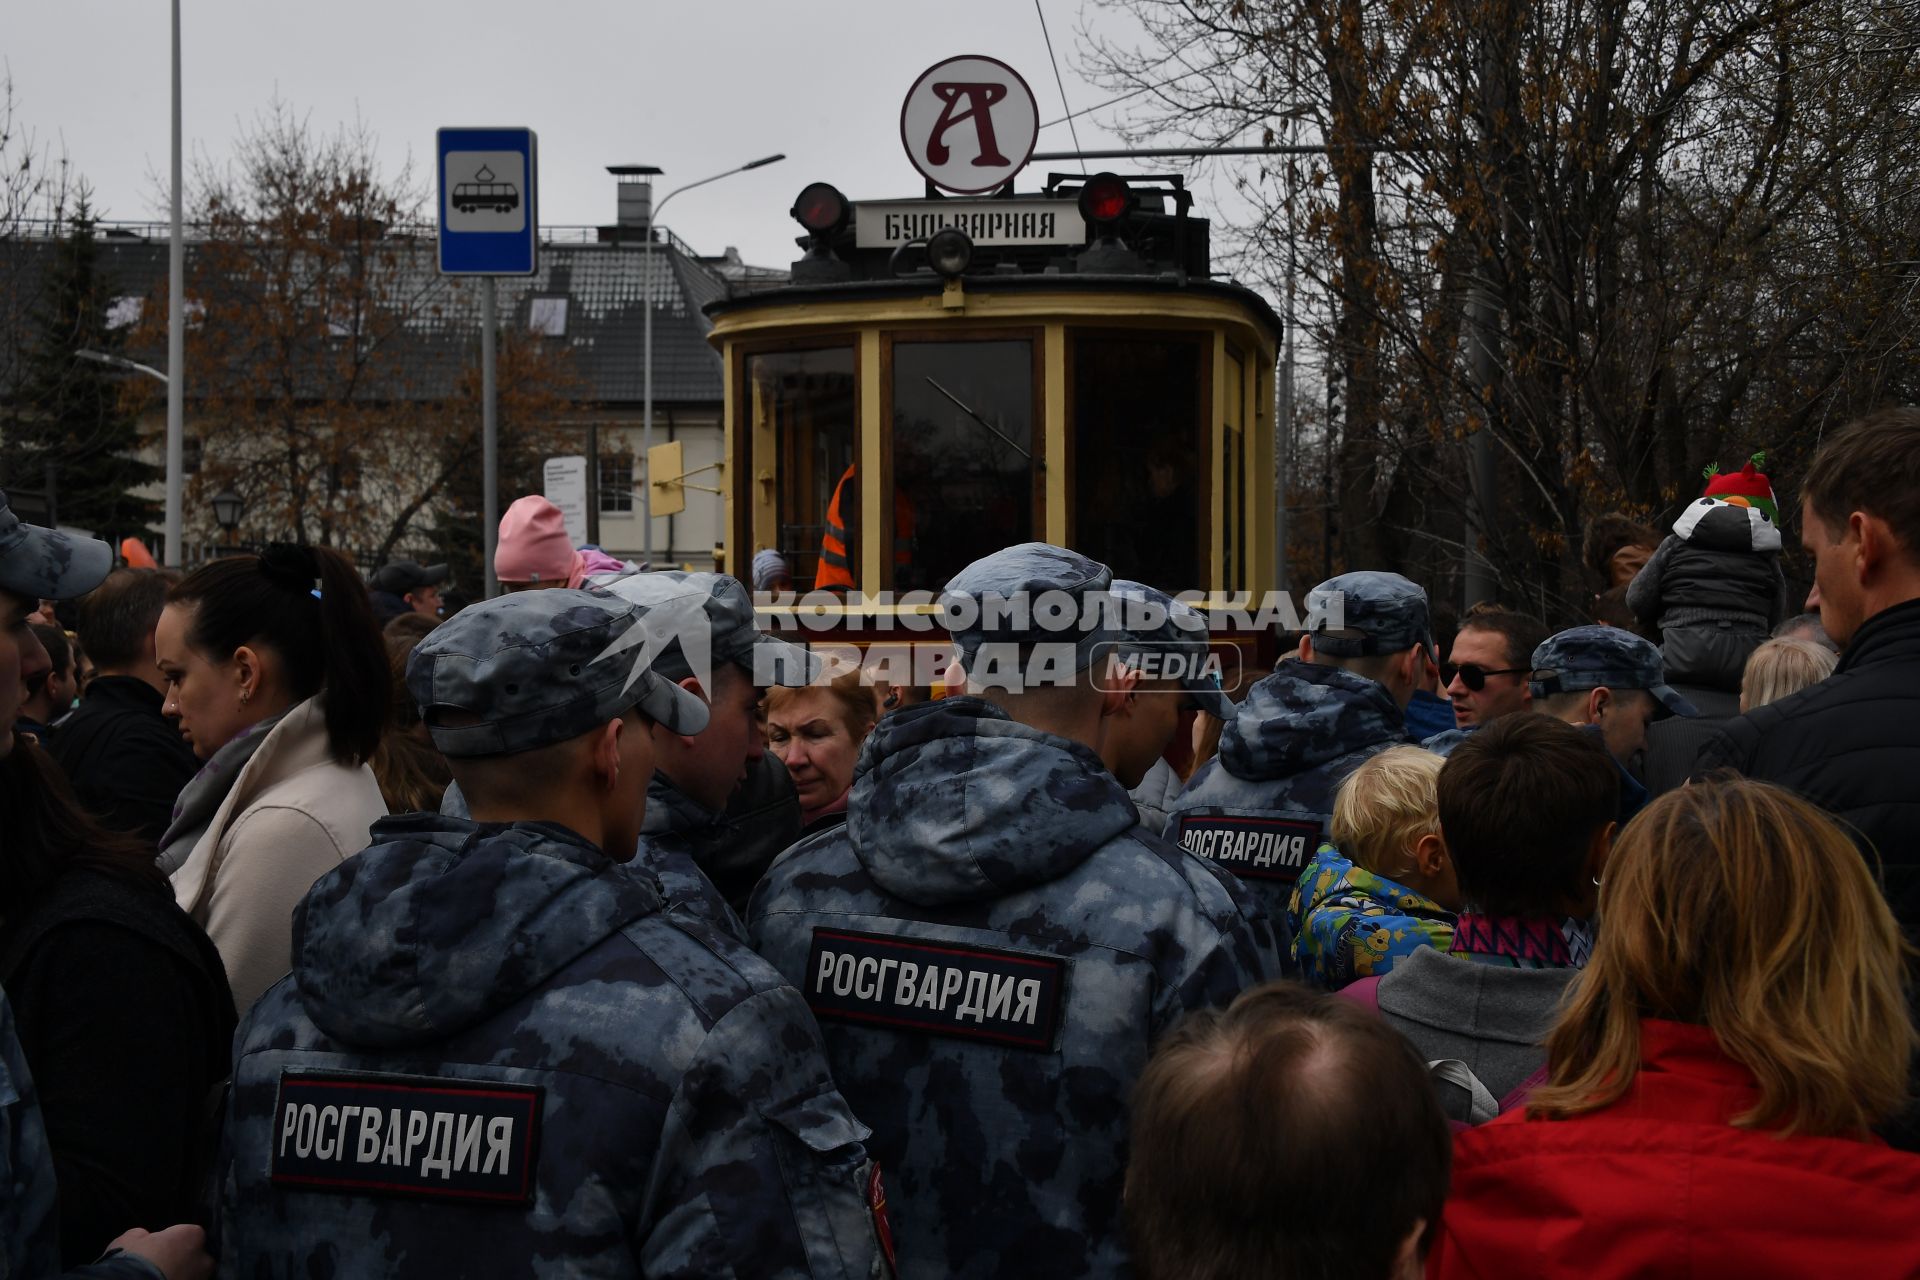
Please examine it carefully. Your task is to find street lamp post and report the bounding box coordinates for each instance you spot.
[612,154,784,567]
[167,0,185,569]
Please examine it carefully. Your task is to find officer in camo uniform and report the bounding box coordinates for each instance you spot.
[748,543,1280,1280]
[1530,623,1698,824]
[1167,571,1435,929]
[1109,578,1235,836]
[218,589,892,1279]
[593,570,818,933]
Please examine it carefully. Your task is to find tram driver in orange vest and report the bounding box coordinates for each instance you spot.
[815,464,918,593]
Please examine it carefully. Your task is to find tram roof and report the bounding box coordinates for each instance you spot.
[704,177,1285,345]
[705,269,1285,345]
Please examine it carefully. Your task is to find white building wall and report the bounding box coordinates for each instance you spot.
[592,417,726,572]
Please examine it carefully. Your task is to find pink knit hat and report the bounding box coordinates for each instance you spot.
[495,496,585,587]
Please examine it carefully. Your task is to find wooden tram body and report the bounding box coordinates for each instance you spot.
[699,173,1286,672]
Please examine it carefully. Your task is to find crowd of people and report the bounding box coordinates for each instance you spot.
[1,406,1918,1278]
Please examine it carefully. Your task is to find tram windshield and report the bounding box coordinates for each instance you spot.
[890,339,1035,592]
[1072,331,1205,593]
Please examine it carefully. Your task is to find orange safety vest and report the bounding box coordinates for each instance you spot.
[815,465,915,591]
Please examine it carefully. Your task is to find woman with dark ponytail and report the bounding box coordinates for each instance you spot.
[158,545,389,1012]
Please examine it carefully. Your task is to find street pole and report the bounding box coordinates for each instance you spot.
[1275,229,1297,593]
[165,0,184,566]
[482,277,499,598]
[1463,49,1504,612]
[638,153,784,568]
[1462,281,1500,609]
[642,220,654,566]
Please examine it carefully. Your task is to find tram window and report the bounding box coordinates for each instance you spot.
[1072,332,1204,593]
[749,347,857,591]
[889,340,1034,591]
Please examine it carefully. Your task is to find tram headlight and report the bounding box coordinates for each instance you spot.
[927,228,974,280]
[791,182,851,237]
[1078,173,1135,228]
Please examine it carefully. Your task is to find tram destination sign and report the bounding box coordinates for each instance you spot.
[854,200,1087,249]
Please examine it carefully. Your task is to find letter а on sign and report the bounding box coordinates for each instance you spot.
[899,56,1041,195]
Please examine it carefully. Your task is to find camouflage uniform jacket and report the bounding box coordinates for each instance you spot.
[0,992,160,1279]
[1287,844,1455,990]
[445,776,751,942]
[1168,660,1407,925]
[219,813,890,1280]
[640,773,751,940]
[747,697,1281,1280]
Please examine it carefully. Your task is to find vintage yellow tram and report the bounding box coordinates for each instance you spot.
[679,168,1285,679]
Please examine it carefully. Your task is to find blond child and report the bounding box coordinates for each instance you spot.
[1286,746,1461,989]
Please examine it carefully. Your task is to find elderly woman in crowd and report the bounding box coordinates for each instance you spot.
[1431,778,1920,1277]
[765,669,878,828]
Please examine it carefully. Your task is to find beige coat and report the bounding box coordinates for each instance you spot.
[170,696,387,1013]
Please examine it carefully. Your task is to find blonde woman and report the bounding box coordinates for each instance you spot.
[1739,635,1838,712]
[1431,779,1920,1278]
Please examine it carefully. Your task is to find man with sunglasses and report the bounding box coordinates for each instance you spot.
[1441,606,1549,729]
[1167,571,1436,932]
[1529,624,1697,823]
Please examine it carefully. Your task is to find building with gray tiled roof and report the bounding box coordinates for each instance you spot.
[0,221,774,572]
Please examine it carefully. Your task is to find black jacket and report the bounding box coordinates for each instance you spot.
[1643,684,1740,797]
[1,866,237,1263]
[46,677,199,847]
[1698,598,1920,930]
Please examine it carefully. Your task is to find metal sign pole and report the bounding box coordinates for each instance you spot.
[165,0,184,566]
[437,126,538,598]
[642,225,654,567]
[482,276,499,599]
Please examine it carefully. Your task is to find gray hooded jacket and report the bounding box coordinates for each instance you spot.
[749,697,1280,1280]
[220,813,888,1279]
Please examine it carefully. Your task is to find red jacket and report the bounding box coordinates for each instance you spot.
[1429,1020,1920,1280]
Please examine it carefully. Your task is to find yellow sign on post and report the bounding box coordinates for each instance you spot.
[648,440,687,518]
[649,440,726,519]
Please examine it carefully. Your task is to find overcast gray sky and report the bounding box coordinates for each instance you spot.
[5,0,1170,269]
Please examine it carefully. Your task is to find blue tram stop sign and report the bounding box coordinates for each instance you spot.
[437,127,539,276]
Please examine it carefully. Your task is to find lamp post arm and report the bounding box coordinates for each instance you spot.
[75,350,170,384]
[652,154,786,223]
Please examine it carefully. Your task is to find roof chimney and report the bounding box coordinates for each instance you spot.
[604,165,662,241]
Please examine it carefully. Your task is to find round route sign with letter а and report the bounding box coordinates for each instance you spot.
[899,55,1040,195]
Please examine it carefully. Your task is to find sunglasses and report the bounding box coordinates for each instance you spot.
[1440,662,1530,691]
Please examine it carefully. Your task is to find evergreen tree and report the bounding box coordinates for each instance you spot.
[4,195,162,540]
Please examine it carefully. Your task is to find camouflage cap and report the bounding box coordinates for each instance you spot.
[1306,571,1434,660]
[941,542,1117,675]
[1530,624,1698,718]
[408,588,709,757]
[594,570,819,688]
[0,489,113,602]
[1107,579,1234,719]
